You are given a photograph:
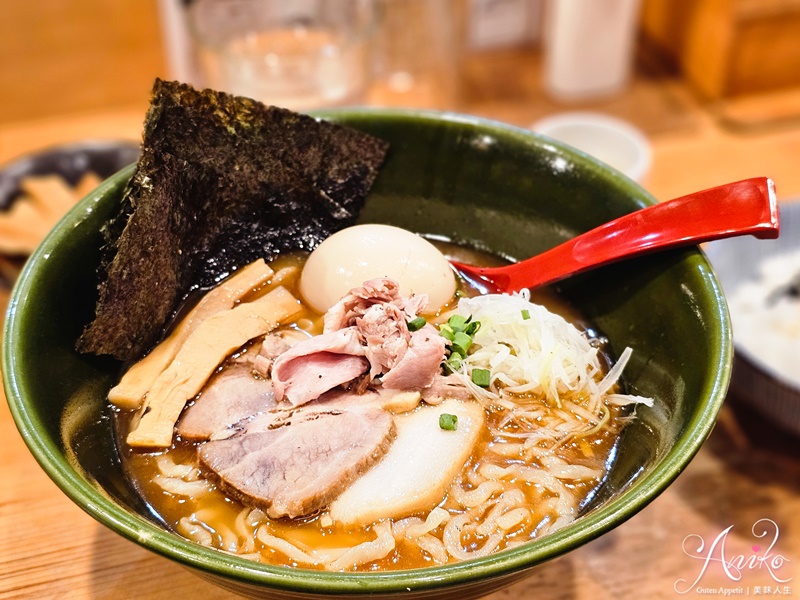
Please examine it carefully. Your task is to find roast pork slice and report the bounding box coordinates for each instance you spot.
[198,405,396,519]
[222,390,373,441]
[420,373,473,404]
[271,328,369,406]
[357,302,410,377]
[314,387,420,413]
[380,325,447,390]
[323,278,402,332]
[176,364,276,441]
[270,278,442,407]
[215,387,418,443]
[323,277,428,334]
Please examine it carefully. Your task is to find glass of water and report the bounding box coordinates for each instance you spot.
[188,0,374,111]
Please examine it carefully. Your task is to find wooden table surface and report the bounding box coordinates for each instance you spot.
[2,60,800,599]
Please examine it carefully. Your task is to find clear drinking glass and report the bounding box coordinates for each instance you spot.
[369,0,463,109]
[188,0,374,111]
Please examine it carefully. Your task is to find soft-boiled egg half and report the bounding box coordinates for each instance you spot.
[299,224,457,314]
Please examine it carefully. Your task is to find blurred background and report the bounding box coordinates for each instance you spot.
[2,0,800,197]
[4,0,800,117]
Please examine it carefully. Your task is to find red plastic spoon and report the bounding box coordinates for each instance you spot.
[450,177,779,293]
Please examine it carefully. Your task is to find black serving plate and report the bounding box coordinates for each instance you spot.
[0,140,140,285]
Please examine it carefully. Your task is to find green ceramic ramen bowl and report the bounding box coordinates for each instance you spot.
[3,109,731,599]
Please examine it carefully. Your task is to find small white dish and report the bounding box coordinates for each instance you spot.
[531,112,651,183]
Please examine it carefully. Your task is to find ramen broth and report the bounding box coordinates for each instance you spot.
[114,242,627,571]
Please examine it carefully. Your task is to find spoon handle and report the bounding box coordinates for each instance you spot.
[481,177,778,292]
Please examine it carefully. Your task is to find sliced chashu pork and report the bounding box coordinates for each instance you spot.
[271,327,369,406]
[126,285,302,449]
[380,325,447,390]
[270,278,448,407]
[176,364,276,441]
[198,404,396,519]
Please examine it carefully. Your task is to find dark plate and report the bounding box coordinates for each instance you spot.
[0,139,140,210]
[0,140,140,286]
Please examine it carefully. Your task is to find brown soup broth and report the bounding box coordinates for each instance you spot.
[114,242,626,571]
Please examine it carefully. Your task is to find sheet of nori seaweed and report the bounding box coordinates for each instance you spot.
[77,79,388,362]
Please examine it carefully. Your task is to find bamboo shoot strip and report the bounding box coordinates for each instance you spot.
[108,259,275,409]
[126,285,302,449]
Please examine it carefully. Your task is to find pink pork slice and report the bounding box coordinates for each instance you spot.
[270,327,369,406]
[198,404,396,519]
[176,364,276,441]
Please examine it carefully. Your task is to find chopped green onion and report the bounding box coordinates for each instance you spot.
[439,413,458,431]
[447,314,469,332]
[521,309,530,320]
[464,320,481,335]
[446,351,463,372]
[440,314,481,375]
[451,331,472,356]
[472,368,491,388]
[407,316,427,332]
[439,323,455,341]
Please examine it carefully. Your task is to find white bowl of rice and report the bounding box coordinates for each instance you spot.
[705,202,800,436]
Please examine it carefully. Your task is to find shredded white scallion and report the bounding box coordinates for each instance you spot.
[453,292,620,403]
[446,291,654,453]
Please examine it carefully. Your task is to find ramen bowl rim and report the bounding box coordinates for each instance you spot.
[3,107,731,596]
